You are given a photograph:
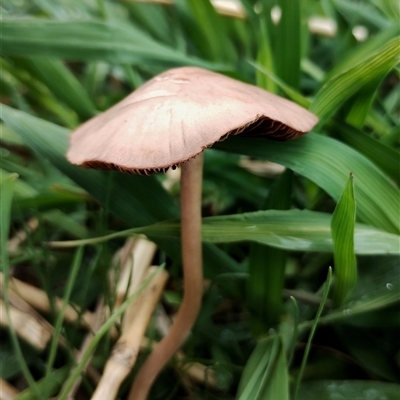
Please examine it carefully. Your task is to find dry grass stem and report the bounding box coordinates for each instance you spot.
[240,158,286,178]
[0,272,95,328]
[115,237,157,311]
[91,267,168,400]
[7,218,38,254]
[0,292,52,351]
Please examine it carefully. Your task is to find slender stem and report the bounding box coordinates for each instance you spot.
[128,153,204,400]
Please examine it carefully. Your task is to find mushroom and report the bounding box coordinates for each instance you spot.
[67,66,318,399]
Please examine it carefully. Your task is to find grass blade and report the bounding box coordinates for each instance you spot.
[247,169,292,328]
[216,134,400,234]
[275,0,301,89]
[311,37,399,121]
[331,174,357,305]
[48,209,400,255]
[1,174,42,399]
[1,18,217,68]
[293,267,332,400]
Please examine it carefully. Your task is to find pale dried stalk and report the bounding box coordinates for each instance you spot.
[90,267,168,400]
[64,237,157,398]
[115,237,157,311]
[7,217,38,255]
[0,378,19,400]
[0,293,52,351]
[0,272,94,328]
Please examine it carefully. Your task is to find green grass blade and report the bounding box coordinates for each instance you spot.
[186,0,236,62]
[237,340,274,399]
[255,20,277,93]
[48,209,400,255]
[336,122,400,183]
[45,246,84,377]
[250,61,311,108]
[57,266,164,400]
[237,337,289,400]
[1,18,217,68]
[216,134,400,234]
[14,367,70,400]
[25,58,97,120]
[1,174,42,399]
[247,169,292,328]
[331,174,357,305]
[275,0,301,89]
[293,267,332,400]
[311,37,399,120]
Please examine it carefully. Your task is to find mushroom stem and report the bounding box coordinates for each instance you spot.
[128,153,204,400]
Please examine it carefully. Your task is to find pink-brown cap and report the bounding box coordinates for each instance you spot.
[67,67,318,174]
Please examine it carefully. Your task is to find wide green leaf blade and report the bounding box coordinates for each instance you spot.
[275,0,301,89]
[52,210,400,255]
[311,37,399,120]
[237,337,289,400]
[215,134,399,234]
[186,0,236,62]
[336,122,400,182]
[331,174,357,305]
[0,18,216,68]
[24,57,97,120]
[247,169,292,327]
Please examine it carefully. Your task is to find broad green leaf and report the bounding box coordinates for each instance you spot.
[311,37,399,120]
[216,134,399,234]
[326,24,400,79]
[186,0,236,62]
[297,380,400,400]
[0,18,217,68]
[331,174,357,305]
[0,169,37,199]
[275,0,301,89]
[250,61,310,108]
[237,337,289,400]
[25,57,96,120]
[248,169,292,328]
[345,78,382,128]
[50,210,400,255]
[336,122,400,183]
[0,105,241,283]
[255,20,277,93]
[371,0,400,20]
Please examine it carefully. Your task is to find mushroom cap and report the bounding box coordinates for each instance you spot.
[67,67,318,174]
